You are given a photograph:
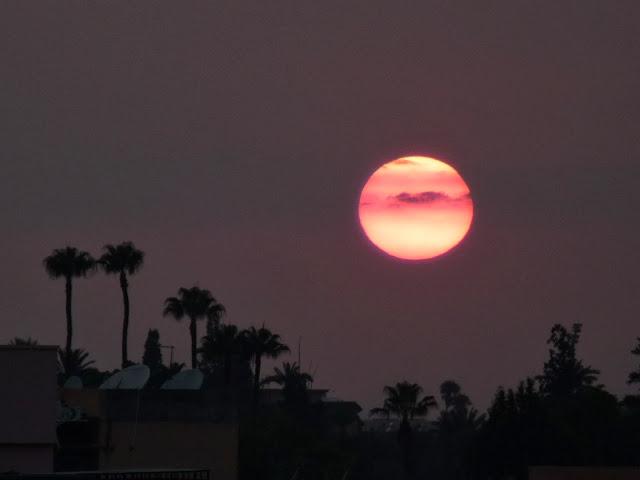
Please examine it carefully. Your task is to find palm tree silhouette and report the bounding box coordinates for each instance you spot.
[263,361,313,409]
[200,323,245,386]
[371,381,437,477]
[163,286,225,368]
[98,242,145,368]
[58,347,96,378]
[243,326,290,415]
[43,247,95,355]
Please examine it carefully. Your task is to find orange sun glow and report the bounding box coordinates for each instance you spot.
[358,156,473,260]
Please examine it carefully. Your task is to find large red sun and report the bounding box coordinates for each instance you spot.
[358,156,473,260]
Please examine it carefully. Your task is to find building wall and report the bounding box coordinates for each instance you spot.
[530,467,640,480]
[0,446,53,474]
[0,345,58,473]
[101,421,238,480]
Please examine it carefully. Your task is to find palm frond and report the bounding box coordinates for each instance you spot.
[163,297,185,320]
[99,241,145,275]
[43,247,96,279]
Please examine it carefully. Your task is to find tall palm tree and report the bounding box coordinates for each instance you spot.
[242,326,290,414]
[98,242,145,368]
[163,287,225,368]
[371,381,437,477]
[43,247,95,355]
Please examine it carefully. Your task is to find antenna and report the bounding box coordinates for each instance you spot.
[161,368,204,390]
[159,344,175,365]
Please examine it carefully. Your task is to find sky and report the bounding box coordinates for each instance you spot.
[1,1,640,411]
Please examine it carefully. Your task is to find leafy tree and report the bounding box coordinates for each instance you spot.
[478,378,543,480]
[142,329,163,372]
[9,337,39,345]
[99,242,144,368]
[440,380,471,413]
[370,381,437,477]
[243,326,290,417]
[163,286,225,368]
[627,337,640,387]
[538,323,600,397]
[438,380,482,429]
[43,247,95,354]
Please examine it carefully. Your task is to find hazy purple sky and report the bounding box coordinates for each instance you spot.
[2,1,640,410]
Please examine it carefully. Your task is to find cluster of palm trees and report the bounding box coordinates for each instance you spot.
[370,380,481,478]
[43,243,312,406]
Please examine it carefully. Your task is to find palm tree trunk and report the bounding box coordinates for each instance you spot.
[252,355,262,421]
[119,271,129,368]
[65,276,73,355]
[189,316,197,369]
[224,353,232,386]
[399,415,413,478]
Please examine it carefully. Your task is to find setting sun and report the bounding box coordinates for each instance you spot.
[358,156,473,260]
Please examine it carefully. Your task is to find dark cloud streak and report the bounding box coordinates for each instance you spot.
[390,191,470,205]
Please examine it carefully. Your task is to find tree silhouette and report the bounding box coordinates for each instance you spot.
[440,380,471,412]
[627,337,640,387]
[200,323,245,386]
[58,347,95,378]
[142,328,163,372]
[99,242,144,368]
[370,381,437,477]
[438,380,481,429]
[437,381,484,480]
[242,326,290,418]
[43,247,95,355]
[538,323,600,397]
[264,361,313,410]
[163,286,225,368]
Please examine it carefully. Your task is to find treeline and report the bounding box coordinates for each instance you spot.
[363,323,640,479]
[11,243,640,479]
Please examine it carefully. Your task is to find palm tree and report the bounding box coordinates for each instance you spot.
[263,361,313,409]
[163,287,225,368]
[98,242,145,368]
[371,381,437,477]
[43,247,95,355]
[200,324,245,386]
[244,326,290,399]
[58,347,95,378]
[243,326,290,414]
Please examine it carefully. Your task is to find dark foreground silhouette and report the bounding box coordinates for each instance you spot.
[35,244,640,479]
